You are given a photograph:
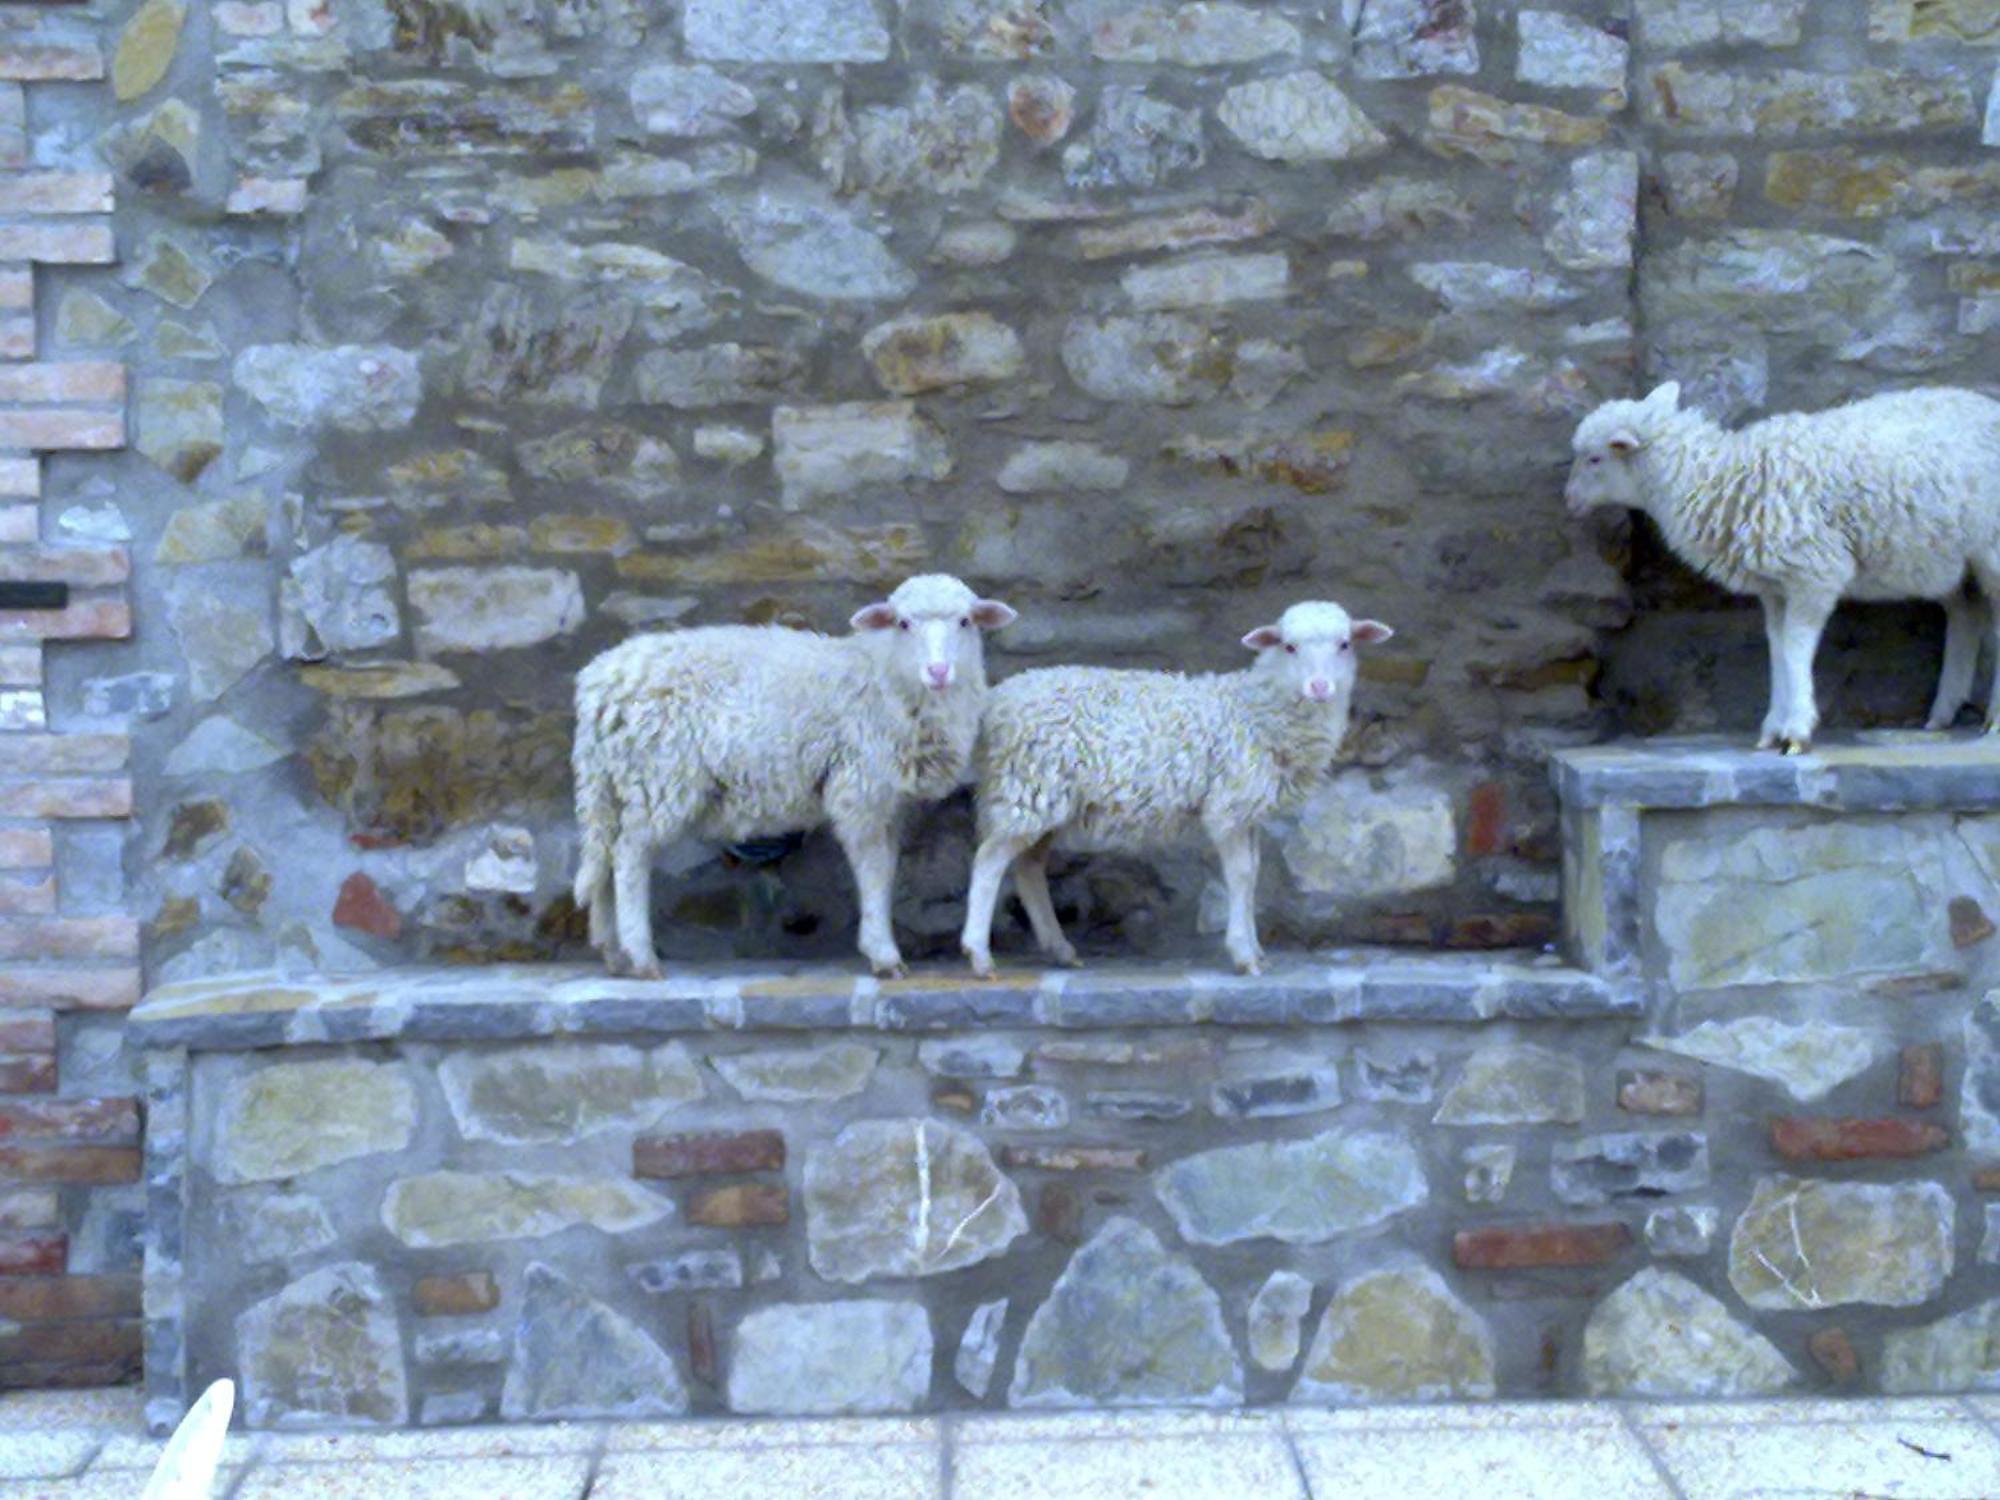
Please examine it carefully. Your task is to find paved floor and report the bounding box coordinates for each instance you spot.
[3,1388,2000,1499]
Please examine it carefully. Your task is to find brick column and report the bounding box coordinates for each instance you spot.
[0,9,141,1390]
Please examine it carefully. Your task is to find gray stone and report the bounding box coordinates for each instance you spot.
[805,1119,1027,1282]
[1434,1045,1584,1126]
[1881,1300,2000,1394]
[163,717,287,778]
[1282,774,1457,901]
[136,379,223,483]
[1211,1065,1341,1120]
[1461,1144,1515,1205]
[630,1249,743,1294]
[725,193,915,302]
[996,441,1128,495]
[955,1298,1008,1398]
[856,84,1001,196]
[1641,231,1904,341]
[1546,152,1639,271]
[1582,1269,1798,1397]
[918,1037,1026,1079]
[690,427,763,465]
[1965,989,2000,1155]
[382,1172,672,1249]
[1154,1129,1426,1245]
[633,343,803,409]
[419,1392,486,1426]
[1060,315,1227,405]
[233,345,422,430]
[1325,178,1474,240]
[1062,87,1204,190]
[629,64,755,136]
[1729,1176,1954,1311]
[1218,72,1388,162]
[1353,1050,1438,1103]
[981,1085,1070,1131]
[461,288,633,407]
[1646,1017,1881,1103]
[1986,1204,2000,1266]
[729,1301,931,1415]
[280,538,400,660]
[408,567,585,654]
[517,425,683,496]
[238,1262,407,1427]
[1987,73,2000,149]
[215,1059,417,1184]
[1659,152,1739,222]
[711,1042,877,1102]
[1123,252,1289,311]
[501,1263,688,1419]
[772,403,951,507]
[1636,0,1806,48]
[464,826,536,894]
[1516,11,1627,97]
[1347,0,1478,78]
[1293,1264,1494,1402]
[440,1042,702,1144]
[1248,1269,1313,1373]
[1645,1204,1719,1259]
[1551,1132,1709,1206]
[1092,3,1299,63]
[684,0,890,61]
[1409,262,1580,312]
[414,1328,507,1366]
[1086,1091,1193,1121]
[1010,1217,1241,1408]
[862,312,1023,394]
[84,672,175,720]
[224,1189,337,1264]
[933,221,1018,265]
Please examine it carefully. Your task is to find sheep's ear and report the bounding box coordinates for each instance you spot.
[1643,380,1680,412]
[850,601,899,631]
[1606,427,1643,457]
[1241,625,1284,651]
[969,599,1017,630]
[1352,620,1394,645]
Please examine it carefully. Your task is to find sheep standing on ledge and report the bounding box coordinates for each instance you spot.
[961,601,1392,977]
[572,575,1017,979]
[1566,382,2000,753]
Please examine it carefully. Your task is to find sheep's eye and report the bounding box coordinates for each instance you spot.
[1284,644,1296,654]
[898,620,910,631]
[959,616,970,628]
[1339,641,1351,652]
[1589,455,1602,465]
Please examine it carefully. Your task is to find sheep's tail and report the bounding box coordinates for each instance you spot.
[570,704,615,916]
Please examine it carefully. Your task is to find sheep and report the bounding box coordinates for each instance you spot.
[572,574,1017,979]
[1566,381,2000,753]
[959,601,1392,978]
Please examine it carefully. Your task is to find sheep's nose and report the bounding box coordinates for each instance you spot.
[1306,678,1331,700]
[925,663,951,688]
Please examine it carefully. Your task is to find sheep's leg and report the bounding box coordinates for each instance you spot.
[610,828,661,979]
[960,833,1034,979]
[1211,823,1263,976]
[835,822,905,979]
[1927,589,1981,731]
[1012,843,1080,969]
[1773,588,1837,754]
[586,867,615,954]
[1756,592,1791,750]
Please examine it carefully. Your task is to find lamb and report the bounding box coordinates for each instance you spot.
[959,601,1392,978]
[1566,382,2000,753]
[571,574,1017,979]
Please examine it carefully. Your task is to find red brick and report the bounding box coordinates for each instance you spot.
[3,734,129,774]
[1770,1117,1949,1161]
[0,1146,139,1185]
[0,780,134,818]
[0,1322,145,1364]
[0,1234,62,1274]
[0,1057,56,1094]
[687,1301,716,1386]
[0,364,123,405]
[0,1357,143,1389]
[0,1274,139,1322]
[1465,781,1506,858]
[1446,911,1558,949]
[0,457,41,497]
[0,174,112,216]
[0,545,129,584]
[0,598,130,642]
[1950,895,1995,948]
[0,877,54,916]
[1899,1045,1945,1109]
[0,968,140,1010]
[999,1145,1149,1172]
[0,44,103,82]
[412,1271,498,1317]
[0,917,138,961]
[686,1184,788,1228]
[1453,1222,1634,1270]
[0,1190,57,1230]
[0,507,33,546]
[0,1098,137,1143]
[633,1129,784,1179]
[0,1014,53,1054]
[1974,1164,2000,1193]
[0,411,122,451]
[1036,1182,1082,1244]
[1617,1070,1703,1116]
[0,223,113,265]
[1808,1327,1860,1384]
[0,830,50,870]
[332,873,401,940]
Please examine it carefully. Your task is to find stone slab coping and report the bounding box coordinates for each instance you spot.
[129,950,1629,1052]
[1551,730,2000,811]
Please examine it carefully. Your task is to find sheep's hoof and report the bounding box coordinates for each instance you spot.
[1984,718,2000,738]
[1048,947,1083,970]
[625,958,663,981]
[1234,956,1265,977]
[871,959,909,980]
[962,948,998,981]
[1779,736,1811,756]
[1756,731,1780,751]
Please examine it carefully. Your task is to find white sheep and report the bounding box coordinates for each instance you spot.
[1566,382,2000,752]
[960,601,1392,977]
[572,575,1017,978]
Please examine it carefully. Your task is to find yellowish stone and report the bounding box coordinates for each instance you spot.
[113,0,185,102]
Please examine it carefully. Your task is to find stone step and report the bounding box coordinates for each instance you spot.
[130,950,1631,1052]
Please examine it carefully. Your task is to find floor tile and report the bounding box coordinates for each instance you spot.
[590,1443,939,1499]
[0,1392,141,1432]
[1293,1422,1672,1499]
[0,1468,246,1500]
[1635,1412,2000,1500]
[0,1435,98,1483]
[955,1410,1282,1444]
[952,1434,1305,1500]
[1286,1401,1627,1434]
[1630,1397,1975,1427]
[249,1423,598,1464]
[603,1415,941,1451]
[231,1455,593,1500]
[86,1432,262,1472]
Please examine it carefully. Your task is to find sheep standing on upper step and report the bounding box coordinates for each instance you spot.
[572,575,1017,979]
[960,601,1392,978]
[1565,382,2000,753]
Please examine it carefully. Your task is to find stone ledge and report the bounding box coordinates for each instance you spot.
[1551,731,2000,811]
[129,951,1630,1052]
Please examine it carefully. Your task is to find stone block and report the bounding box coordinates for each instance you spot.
[1617,1070,1702,1116]
[214,1059,415,1185]
[412,1272,500,1318]
[441,1042,702,1145]
[804,1120,1024,1278]
[1155,1130,1426,1245]
[686,1184,788,1228]
[729,1301,930,1415]
[1582,1268,1796,1397]
[1729,1176,1953,1310]
[1293,1264,1494,1402]
[501,1263,686,1419]
[1551,1132,1709,1205]
[238,1263,406,1428]
[382,1172,671,1248]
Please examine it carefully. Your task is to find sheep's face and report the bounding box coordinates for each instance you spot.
[1565,382,1680,515]
[852,574,1018,694]
[1243,601,1392,705]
